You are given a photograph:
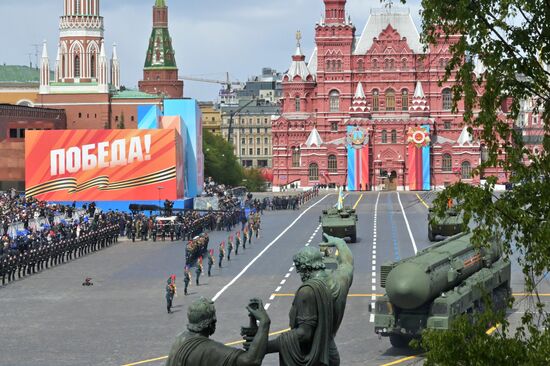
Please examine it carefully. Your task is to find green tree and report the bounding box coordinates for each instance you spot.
[242,168,267,192]
[397,0,549,362]
[203,130,243,186]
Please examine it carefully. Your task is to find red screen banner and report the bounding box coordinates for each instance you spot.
[25,129,183,201]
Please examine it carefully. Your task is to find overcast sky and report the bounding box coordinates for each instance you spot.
[0,0,422,101]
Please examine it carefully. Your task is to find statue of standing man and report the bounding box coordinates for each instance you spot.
[267,234,354,365]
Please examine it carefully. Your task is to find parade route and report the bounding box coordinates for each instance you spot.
[1,192,548,366]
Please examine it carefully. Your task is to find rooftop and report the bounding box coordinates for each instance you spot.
[0,65,53,83]
[111,90,159,99]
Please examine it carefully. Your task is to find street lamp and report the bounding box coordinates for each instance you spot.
[157,186,164,216]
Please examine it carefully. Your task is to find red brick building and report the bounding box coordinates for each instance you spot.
[272,2,507,191]
[0,104,66,190]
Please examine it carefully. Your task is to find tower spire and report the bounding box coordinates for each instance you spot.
[324,0,347,24]
[139,0,183,98]
[98,40,108,92]
[111,43,120,90]
[39,40,50,94]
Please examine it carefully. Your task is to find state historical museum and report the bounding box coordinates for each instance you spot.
[272,1,505,191]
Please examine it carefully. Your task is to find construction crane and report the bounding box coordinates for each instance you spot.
[31,44,41,69]
[179,72,244,104]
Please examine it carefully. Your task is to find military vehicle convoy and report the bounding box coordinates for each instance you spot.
[371,232,511,348]
[320,207,358,243]
[428,207,464,241]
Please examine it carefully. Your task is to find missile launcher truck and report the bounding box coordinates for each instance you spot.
[320,207,358,243]
[371,232,511,348]
[428,207,464,241]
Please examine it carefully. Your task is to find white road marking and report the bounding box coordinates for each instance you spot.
[289,267,294,272]
[371,294,377,301]
[275,286,282,292]
[269,294,275,300]
[264,303,271,310]
[396,192,418,254]
[280,279,286,285]
[370,192,381,323]
[211,195,330,302]
[285,273,291,278]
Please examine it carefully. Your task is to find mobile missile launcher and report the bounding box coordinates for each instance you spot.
[428,208,464,241]
[371,232,511,348]
[320,207,358,243]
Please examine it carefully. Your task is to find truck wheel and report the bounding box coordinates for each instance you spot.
[428,227,435,242]
[350,233,357,243]
[389,334,410,348]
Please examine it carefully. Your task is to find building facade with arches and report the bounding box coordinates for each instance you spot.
[272,2,508,191]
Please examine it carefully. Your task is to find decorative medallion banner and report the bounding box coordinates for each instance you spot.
[346,126,370,191]
[407,125,431,191]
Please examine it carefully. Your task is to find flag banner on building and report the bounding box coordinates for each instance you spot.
[25,129,184,201]
[407,125,431,191]
[346,126,370,191]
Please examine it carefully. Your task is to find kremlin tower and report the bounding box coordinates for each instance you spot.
[38,0,161,130]
[139,0,184,98]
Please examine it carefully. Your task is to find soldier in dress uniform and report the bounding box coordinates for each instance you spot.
[235,231,241,255]
[218,242,225,268]
[227,235,234,261]
[166,277,176,313]
[207,249,214,277]
[243,227,248,250]
[195,257,203,286]
[184,266,191,295]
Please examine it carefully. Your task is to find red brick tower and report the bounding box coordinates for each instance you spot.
[139,0,184,98]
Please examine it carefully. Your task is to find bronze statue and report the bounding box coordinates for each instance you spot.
[165,297,271,366]
[267,234,354,365]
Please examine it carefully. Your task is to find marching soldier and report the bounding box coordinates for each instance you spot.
[243,227,248,250]
[207,249,214,277]
[227,235,234,261]
[183,266,191,295]
[218,242,225,268]
[166,277,176,314]
[195,257,203,286]
[235,231,241,255]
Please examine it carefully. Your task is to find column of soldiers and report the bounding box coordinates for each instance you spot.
[1,222,119,286]
[263,186,320,211]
